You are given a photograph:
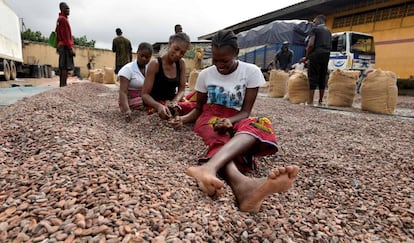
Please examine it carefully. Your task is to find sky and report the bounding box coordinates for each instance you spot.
[5,0,305,50]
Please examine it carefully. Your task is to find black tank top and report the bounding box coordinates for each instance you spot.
[151,57,180,101]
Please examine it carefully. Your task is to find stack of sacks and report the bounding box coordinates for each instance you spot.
[360,69,398,115]
[327,69,360,107]
[188,69,200,90]
[285,70,309,104]
[103,67,116,84]
[268,70,289,98]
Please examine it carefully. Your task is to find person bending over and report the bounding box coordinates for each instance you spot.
[118,42,153,122]
[142,32,196,120]
[170,30,299,212]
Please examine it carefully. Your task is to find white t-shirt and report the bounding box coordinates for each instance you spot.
[195,61,265,111]
[291,62,305,71]
[118,61,147,90]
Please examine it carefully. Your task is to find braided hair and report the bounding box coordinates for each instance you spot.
[212,30,238,52]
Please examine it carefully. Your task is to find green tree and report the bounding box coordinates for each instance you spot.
[21,28,48,43]
[74,35,95,48]
[21,29,96,48]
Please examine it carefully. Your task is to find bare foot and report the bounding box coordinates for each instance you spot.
[238,165,299,212]
[187,166,224,197]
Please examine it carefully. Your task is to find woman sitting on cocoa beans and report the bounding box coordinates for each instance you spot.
[118,42,153,122]
[142,32,196,120]
[169,30,299,212]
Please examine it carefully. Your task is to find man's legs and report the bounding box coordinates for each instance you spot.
[319,88,325,105]
[59,68,67,87]
[308,90,315,105]
[318,53,330,105]
[307,54,319,105]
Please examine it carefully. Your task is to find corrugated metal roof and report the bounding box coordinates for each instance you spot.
[198,0,379,40]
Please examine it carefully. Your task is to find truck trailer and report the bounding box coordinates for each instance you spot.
[0,0,23,81]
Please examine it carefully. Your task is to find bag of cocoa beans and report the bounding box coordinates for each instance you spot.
[327,69,359,107]
[268,70,289,98]
[93,69,104,84]
[188,69,199,90]
[103,67,116,84]
[360,69,398,115]
[286,70,309,104]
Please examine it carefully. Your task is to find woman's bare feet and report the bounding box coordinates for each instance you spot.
[238,165,299,212]
[187,166,224,197]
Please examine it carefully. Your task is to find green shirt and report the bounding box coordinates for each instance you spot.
[112,36,132,66]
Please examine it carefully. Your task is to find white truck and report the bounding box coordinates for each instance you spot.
[0,0,23,81]
[328,31,375,72]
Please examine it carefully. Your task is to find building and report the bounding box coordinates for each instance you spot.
[152,40,212,75]
[199,0,414,79]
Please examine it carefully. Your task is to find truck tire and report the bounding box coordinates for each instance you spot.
[2,60,11,81]
[10,61,17,80]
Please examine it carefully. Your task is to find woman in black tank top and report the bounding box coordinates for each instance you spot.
[142,32,191,120]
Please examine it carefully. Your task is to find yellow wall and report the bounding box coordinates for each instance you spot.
[328,0,414,79]
[22,42,199,79]
[22,42,115,78]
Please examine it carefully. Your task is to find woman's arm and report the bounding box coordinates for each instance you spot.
[228,87,259,123]
[211,87,259,134]
[172,59,187,102]
[118,76,130,113]
[169,91,207,128]
[142,60,172,119]
[142,60,159,108]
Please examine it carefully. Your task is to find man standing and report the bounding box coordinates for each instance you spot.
[302,15,332,105]
[174,24,183,34]
[56,2,74,87]
[112,28,132,74]
[275,41,293,72]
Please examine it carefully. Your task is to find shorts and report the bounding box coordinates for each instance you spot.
[308,52,330,90]
[58,45,74,71]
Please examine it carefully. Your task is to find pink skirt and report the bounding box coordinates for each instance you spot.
[128,89,145,111]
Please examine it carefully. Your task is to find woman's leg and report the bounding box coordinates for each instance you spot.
[221,162,299,212]
[187,133,257,196]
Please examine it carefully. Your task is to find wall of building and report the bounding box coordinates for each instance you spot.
[23,41,209,79]
[155,42,212,74]
[327,0,414,79]
[22,42,116,78]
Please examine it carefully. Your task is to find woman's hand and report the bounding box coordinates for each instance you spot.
[168,116,183,130]
[213,118,233,135]
[166,100,182,118]
[157,104,172,120]
[124,110,132,123]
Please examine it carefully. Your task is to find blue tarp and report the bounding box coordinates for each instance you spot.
[236,20,313,49]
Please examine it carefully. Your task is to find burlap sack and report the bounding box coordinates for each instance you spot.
[286,71,309,104]
[268,70,289,98]
[327,69,359,107]
[93,69,104,84]
[103,67,116,84]
[188,69,199,90]
[360,69,398,115]
[89,69,96,82]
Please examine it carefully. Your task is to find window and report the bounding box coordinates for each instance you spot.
[350,33,375,54]
[333,2,414,28]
